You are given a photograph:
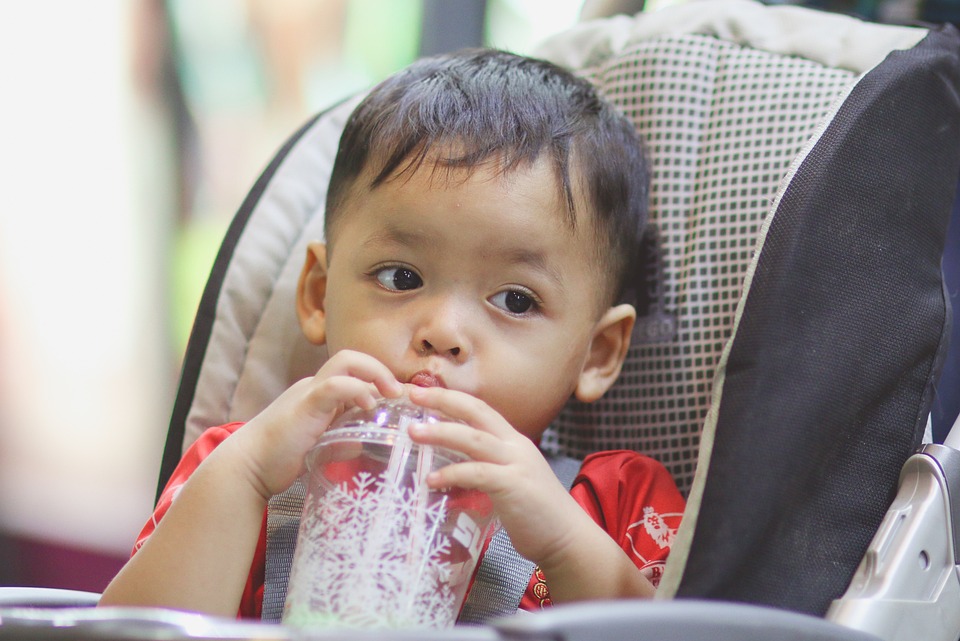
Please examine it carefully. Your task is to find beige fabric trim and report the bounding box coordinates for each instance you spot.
[184,95,360,454]
[535,0,925,75]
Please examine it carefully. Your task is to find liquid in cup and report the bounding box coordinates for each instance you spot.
[282,397,497,630]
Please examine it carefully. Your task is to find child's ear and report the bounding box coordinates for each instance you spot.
[296,241,329,346]
[575,304,636,403]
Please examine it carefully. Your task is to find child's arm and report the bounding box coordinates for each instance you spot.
[406,386,656,603]
[99,350,403,615]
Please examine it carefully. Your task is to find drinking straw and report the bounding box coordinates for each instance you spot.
[400,415,435,620]
[370,409,451,623]
[384,415,413,485]
[351,414,414,620]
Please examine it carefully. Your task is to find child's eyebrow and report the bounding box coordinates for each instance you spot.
[495,247,565,291]
[360,226,424,250]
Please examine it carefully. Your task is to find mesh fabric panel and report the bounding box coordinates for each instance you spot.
[542,35,855,495]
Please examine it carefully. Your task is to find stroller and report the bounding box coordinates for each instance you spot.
[2,1,959,639]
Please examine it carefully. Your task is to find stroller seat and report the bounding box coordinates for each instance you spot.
[3,1,959,639]
[154,0,960,636]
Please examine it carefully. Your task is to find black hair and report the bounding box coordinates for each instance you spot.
[325,48,649,307]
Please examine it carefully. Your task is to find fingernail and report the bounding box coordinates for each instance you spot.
[408,422,426,435]
[408,385,426,398]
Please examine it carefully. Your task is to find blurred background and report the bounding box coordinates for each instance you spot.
[0,0,955,594]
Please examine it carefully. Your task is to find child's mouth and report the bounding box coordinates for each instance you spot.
[409,371,444,388]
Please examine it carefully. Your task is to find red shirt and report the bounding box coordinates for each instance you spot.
[136,423,685,618]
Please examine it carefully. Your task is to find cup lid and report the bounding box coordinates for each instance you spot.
[308,396,466,467]
[330,396,450,434]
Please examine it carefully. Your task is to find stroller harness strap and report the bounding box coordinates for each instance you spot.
[262,476,305,622]
[457,454,581,624]
[261,453,582,623]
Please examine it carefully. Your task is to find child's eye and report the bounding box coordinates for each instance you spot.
[490,289,538,315]
[375,266,423,291]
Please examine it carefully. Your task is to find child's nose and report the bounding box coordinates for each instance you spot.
[413,303,469,361]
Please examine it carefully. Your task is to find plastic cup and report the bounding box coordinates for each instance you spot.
[282,397,496,630]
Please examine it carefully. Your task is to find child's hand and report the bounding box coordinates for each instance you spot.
[100,351,403,615]
[406,386,655,603]
[405,386,584,567]
[234,350,403,499]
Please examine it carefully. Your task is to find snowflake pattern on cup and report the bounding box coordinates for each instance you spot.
[283,468,477,629]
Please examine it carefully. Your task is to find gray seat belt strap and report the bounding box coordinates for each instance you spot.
[457,454,582,625]
[262,478,305,622]
[261,454,582,623]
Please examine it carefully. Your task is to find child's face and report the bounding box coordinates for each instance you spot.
[302,155,632,441]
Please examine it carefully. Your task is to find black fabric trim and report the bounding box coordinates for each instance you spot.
[157,110,328,502]
[675,25,960,615]
[932,183,960,442]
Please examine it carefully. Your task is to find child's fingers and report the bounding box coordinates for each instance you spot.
[424,460,508,494]
[406,386,513,439]
[408,420,509,465]
[316,350,404,398]
[299,375,384,419]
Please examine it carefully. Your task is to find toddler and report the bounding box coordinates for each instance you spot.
[100,48,685,621]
